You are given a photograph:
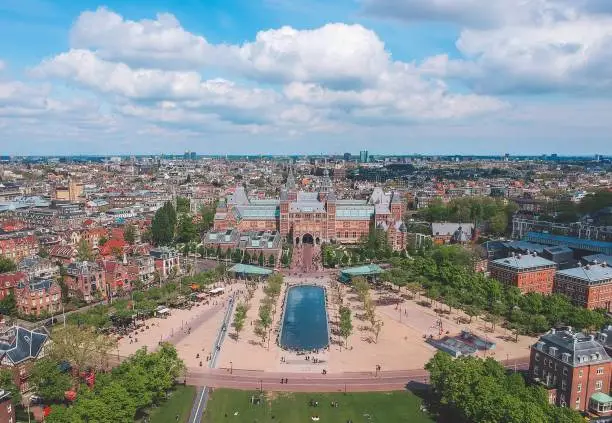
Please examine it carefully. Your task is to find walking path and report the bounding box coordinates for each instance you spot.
[187,294,235,423]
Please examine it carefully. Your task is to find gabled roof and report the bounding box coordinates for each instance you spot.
[0,326,49,365]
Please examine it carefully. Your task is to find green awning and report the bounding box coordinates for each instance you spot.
[228,263,273,276]
[591,392,612,404]
[338,264,384,282]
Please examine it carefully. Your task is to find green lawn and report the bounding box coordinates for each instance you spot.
[142,385,196,423]
[202,389,435,423]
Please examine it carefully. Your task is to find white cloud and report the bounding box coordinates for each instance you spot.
[416,12,612,94]
[32,8,506,134]
[235,24,390,86]
[33,49,279,111]
[362,0,612,28]
[0,60,5,72]
[70,7,221,70]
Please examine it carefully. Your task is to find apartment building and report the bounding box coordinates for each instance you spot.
[489,253,557,294]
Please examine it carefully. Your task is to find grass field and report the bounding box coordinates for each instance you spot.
[202,389,435,423]
[142,385,196,423]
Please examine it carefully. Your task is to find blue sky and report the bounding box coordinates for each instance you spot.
[1,0,611,155]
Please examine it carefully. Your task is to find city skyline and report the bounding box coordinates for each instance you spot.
[2,0,612,155]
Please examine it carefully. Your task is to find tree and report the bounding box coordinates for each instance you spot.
[176,214,198,244]
[0,255,16,273]
[151,202,176,246]
[425,352,583,423]
[231,249,243,263]
[77,239,94,261]
[339,306,353,349]
[198,201,217,232]
[489,212,508,235]
[256,304,272,346]
[48,325,117,385]
[123,225,136,245]
[464,305,481,324]
[268,254,276,267]
[232,303,248,339]
[0,291,17,315]
[352,277,369,304]
[29,358,72,402]
[0,368,21,405]
[176,197,190,214]
[258,252,264,266]
[71,381,137,423]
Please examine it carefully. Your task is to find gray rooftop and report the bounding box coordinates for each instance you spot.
[535,328,610,367]
[491,254,556,270]
[557,264,612,284]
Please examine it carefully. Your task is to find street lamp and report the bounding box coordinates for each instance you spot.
[259,379,263,392]
[230,361,233,374]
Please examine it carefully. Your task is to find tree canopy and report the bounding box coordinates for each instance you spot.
[151,202,177,246]
[426,351,583,423]
[46,344,185,423]
[387,245,609,335]
[0,255,16,273]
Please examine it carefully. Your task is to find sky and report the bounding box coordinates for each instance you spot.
[1,0,612,156]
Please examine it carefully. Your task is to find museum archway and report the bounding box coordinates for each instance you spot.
[302,233,314,245]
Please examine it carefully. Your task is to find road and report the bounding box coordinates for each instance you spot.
[184,357,530,393]
[187,294,235,423]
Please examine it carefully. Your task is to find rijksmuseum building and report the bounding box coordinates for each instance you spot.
[213,168,408,251]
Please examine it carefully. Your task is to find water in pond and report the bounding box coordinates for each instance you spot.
[280,285,328,351]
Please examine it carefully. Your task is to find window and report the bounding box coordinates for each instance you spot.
[561,380,567,390]
[577,383,582,393]
[535,353,540,362]
[596,380,603,391]
[563,368,568,376]
[597,367,604,375]
[579,369,583,378]
[575,397,581,409]
[533,365,539,376]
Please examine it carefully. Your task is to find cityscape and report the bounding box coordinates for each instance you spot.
[1,1,612,423]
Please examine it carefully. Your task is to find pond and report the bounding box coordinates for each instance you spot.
[279,285,329,351]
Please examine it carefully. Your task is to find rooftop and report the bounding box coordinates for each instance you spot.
[491,254,557,270]
[557,264,612,284]
[535,327,611,367]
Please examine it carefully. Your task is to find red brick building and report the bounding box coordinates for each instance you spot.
[98,259,131,296]
[65,261,106,302]
[554,262,612,311]
[0,235,38,262]
[214,170,406,250]
[14,278,62,316]
[530,327,612,415]
[489,253,557,294]
[0,272,27,301]
[0,389,15,423]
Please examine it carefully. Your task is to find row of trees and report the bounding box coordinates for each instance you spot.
[46,344,186,423]
[338,306,352,349]
[426,351,583,423]
[382,246,609,335]
[232,303,249,339]
[195,245,277,267]
[418,197,518,234]
[254,274,283,347]
[353,276,383,343]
